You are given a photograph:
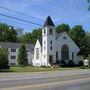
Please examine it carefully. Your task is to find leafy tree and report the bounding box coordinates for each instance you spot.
[18,32,32,43]
[69,25,87,55]
[56,23,70,34]
[31,28,42,44]
[18,44,28,66]
[16,28,23,37]
[86,32,90,54]
[17,28,42,44]
[0,48,9,70]
[0,23,17,42]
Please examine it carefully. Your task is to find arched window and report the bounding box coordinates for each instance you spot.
[36,48,39,59]
[61,44,69,60]
[49,29,53,34]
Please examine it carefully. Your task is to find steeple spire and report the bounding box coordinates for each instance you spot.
[43,16,55,27]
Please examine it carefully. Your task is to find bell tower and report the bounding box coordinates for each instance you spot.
[42,16,56,66]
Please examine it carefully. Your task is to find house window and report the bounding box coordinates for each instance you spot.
[50,46,52,50]
[49,29,53,34]
[61,44,69,60]
[11,55,16,59]
[36,48,39,59]
[11,49,16,52]
[56,51,58,60]
[49,55,53,64]
[72,52,74,60]
[50,40,52,44]
[63,37,66,39]
[44,29,46,34]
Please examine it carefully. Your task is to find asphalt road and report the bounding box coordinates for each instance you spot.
[0,69,90,90]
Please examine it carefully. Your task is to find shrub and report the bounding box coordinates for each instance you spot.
[0,48,9,70]
[18,44,28,66]
[61,60,66,66]
[78,61,84,66]
[69,60,75,66]
[56,60,60,64]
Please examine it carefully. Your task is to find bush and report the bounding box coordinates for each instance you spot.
[87,54,90,68]
[0,48,9,70]
[56,60,60,64]
[78,61,84,66]
[69,60,75,66]
[61,60,66,66]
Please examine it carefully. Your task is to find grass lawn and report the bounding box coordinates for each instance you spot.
[1,66,80,72]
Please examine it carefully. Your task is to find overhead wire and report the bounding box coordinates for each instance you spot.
[0,6,44,22]
[0,13,43,26]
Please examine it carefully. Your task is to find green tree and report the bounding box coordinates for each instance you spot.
[0,48,9,70]
[16,28,23,37]
[0,23,17,42]
[18,44,28,66]
[56,23,70,34]
[18,32,32,43]
[18,28,42,44]
[86,32,90,55]
[69,25,87,55]
[31,28,42,44]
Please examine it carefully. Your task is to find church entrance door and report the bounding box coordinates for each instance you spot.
[49,55,53,65]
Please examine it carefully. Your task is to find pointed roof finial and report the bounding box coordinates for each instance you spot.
[43,16,55,27]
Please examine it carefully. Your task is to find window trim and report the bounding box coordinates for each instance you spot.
[36,48,39,59]
[11,49,16,52]
[50,46,52,50]
[61,44,69,60]
[56,51,58,60]
[49,29,53,34]
[50,40,52,44]
[11,55,16,59]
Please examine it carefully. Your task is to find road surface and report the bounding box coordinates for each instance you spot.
[0,69,90,90]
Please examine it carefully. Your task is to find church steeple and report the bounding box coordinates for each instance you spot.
[42,16,56,66]
[43,16,55,27]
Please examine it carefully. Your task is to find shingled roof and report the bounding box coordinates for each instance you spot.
[0,42,34,52]
[43,16,55,27]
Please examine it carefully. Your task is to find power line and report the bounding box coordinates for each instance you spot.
[0,18,31,29]
[0,7,44,22]
[0,13,43,26]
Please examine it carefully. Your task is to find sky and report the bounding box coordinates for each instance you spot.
[0,0,90,32]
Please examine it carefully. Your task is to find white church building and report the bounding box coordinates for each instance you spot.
[33,16,84,66]
[0,16,84,66]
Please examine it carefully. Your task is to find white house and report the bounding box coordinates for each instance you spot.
[0,42,34,65]
[33,16,84,66]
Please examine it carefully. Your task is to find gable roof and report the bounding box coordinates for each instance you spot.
[43,16,55,27]
[0,42,34,51]
[56,32,64,39]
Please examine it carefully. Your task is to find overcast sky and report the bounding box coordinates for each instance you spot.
[0,0,90,32]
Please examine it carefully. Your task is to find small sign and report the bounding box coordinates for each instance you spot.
[84,59,89,66]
